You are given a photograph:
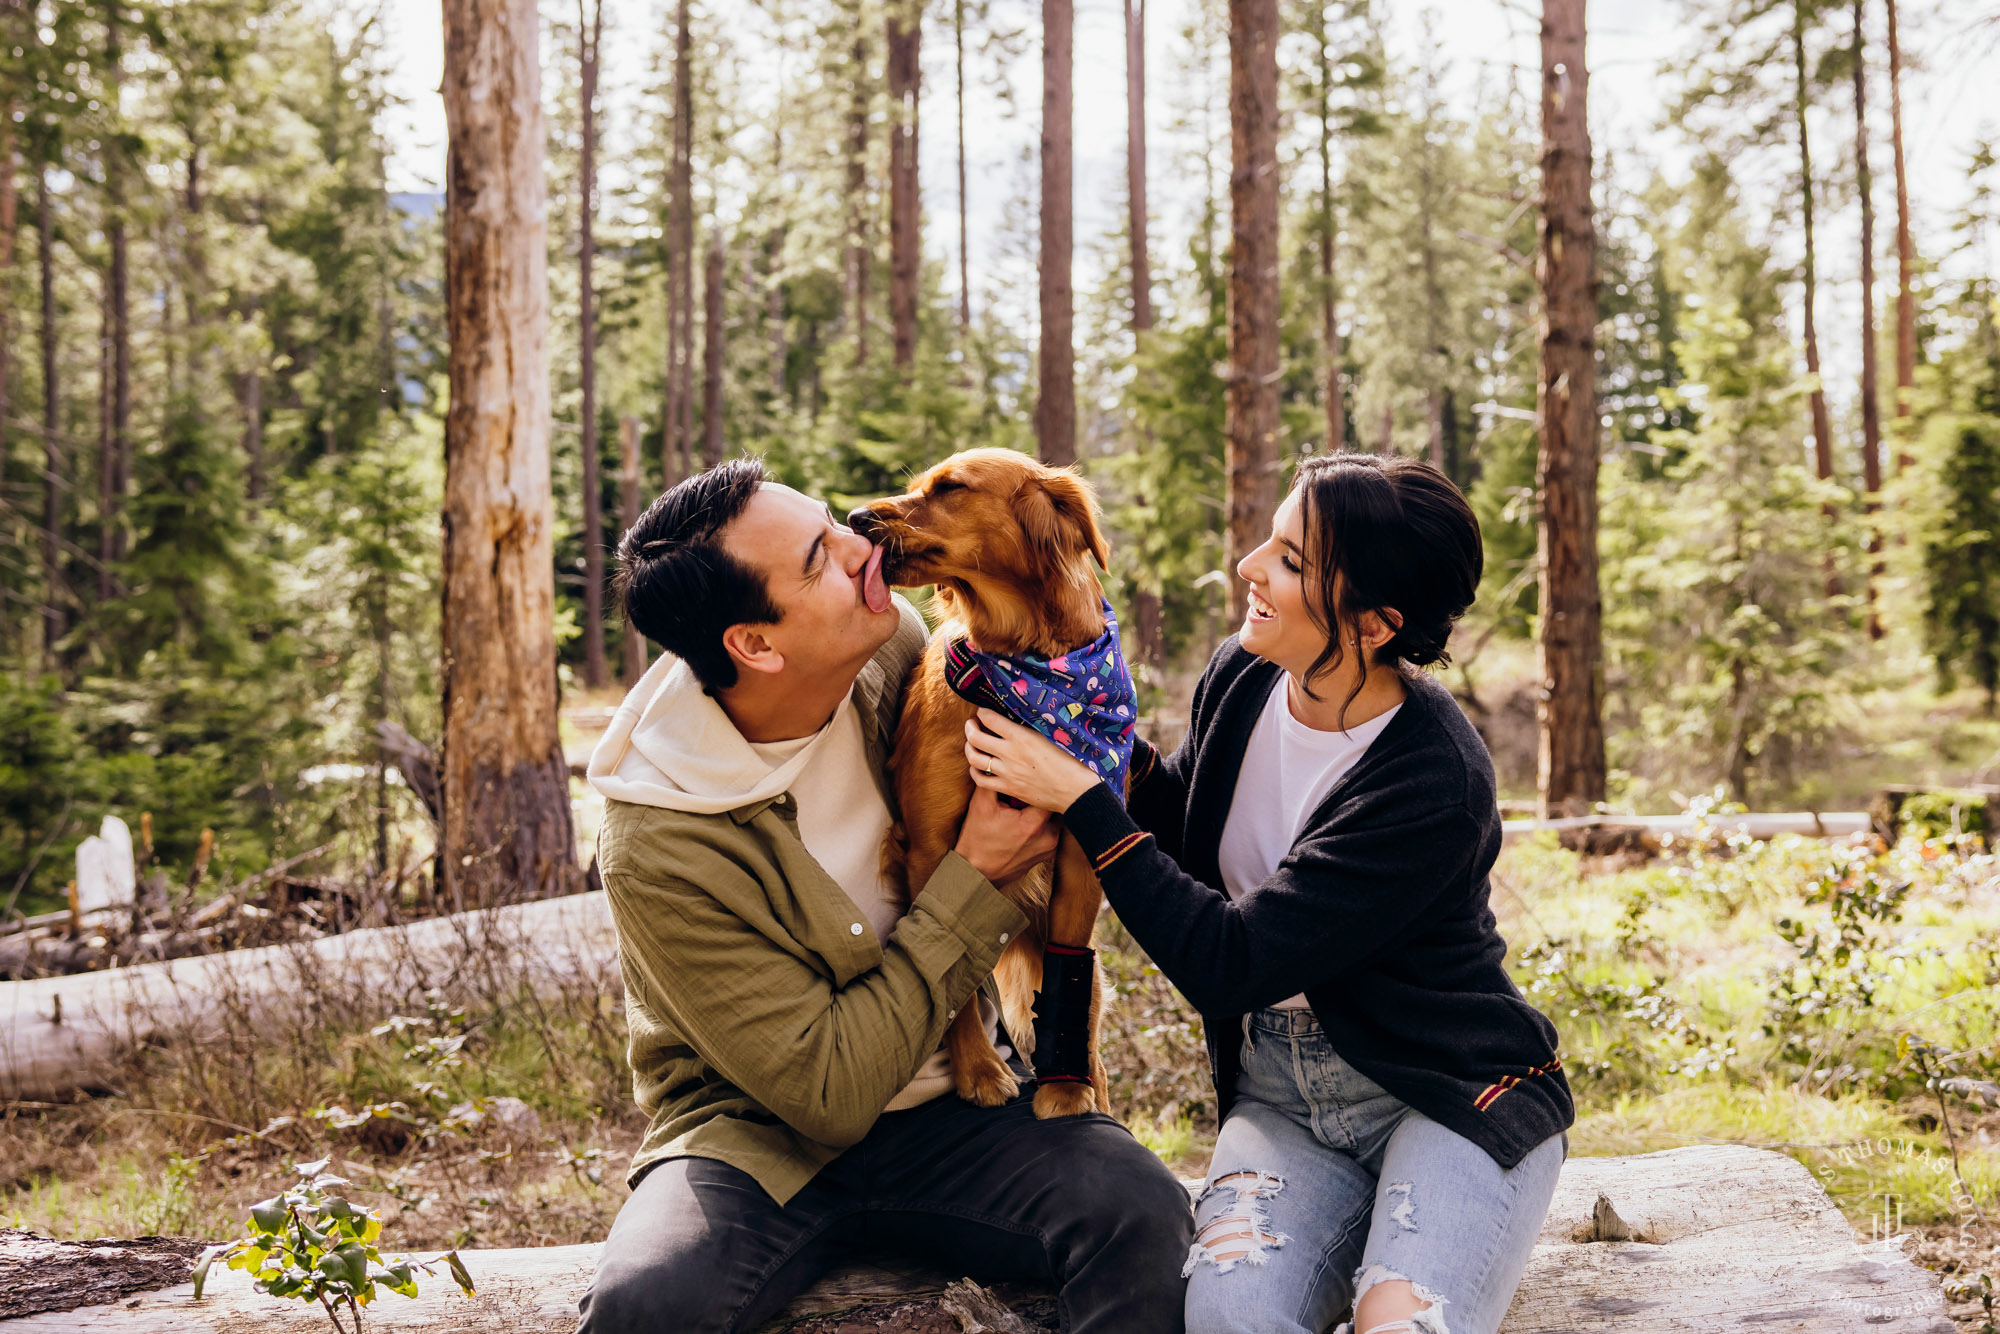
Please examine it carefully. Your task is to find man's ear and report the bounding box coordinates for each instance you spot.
[1017,469,1111,570]
[722,624,786,677]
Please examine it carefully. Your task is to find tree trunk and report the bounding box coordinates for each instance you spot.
[1316,1,1343,455]
[578,0,607,690]
[956,0,971,334]
[1225,0,1280,625]
[240,367,262,504]
[1124,0,1163,666]
[618,416,646,685]
[767,223,787,403]
[887,1,920,370]
[1534,0,1607,819]
[38,165,61,667]
[1034,0,1076,466]
[703,231,725,468]
[1794,3,1840,600]
[1853,0,1882,641]
[848,19,871,367]
[439,0,579,909]
[105,9,130,568]
[1126,0,1151,336]
[662,0,694,487]
[1886,0,1913,452]
[98,275,113,601]
[0,91,13,452]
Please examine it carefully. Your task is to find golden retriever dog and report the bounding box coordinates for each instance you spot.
[850,449,1124,1119]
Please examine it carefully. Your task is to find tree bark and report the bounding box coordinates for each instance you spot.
[887,1,920,370]
[0,88,14,454]
[1126,0,1152,336]
[1316,1,1343,455]
[956,0,971,334]
[618,416,646,685]
[38,165,61,667]
[440,0,580,909]
[1794,3,1840,600]
[1124,0,1163,666]
[1886,0,1914,459]
[1034,0,1076,466]
[702,231,725,468]
[661,0,694,487]
[98,275,113,601]
[105,9,130,568]
[1225,0,1280,625]
[1534,0,1607,818]
[578,0,606,690]
[1853,0,1882,641]
[848,17,871,367]
[240,367,262,505]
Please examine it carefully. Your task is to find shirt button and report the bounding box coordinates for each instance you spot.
[948,1009,957,1020]
[999,932,1009,944]
[850,922,865,936]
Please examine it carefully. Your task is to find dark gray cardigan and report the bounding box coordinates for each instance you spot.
[1062,637,1573,1169]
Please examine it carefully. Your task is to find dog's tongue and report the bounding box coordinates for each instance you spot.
[862,544,892,614]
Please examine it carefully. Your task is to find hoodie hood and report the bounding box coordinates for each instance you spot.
[586,650,848,814]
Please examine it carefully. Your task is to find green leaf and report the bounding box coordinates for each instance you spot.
[190,1243,233,1300]
[249,1201,287,1233]
[445,1249,475,1296]
[296,1156,331,1178]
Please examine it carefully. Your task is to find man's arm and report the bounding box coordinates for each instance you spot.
[608,849,1029,1148]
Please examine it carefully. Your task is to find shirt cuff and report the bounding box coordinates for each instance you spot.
[916,850,1031,966]
[1062,781,1148,875]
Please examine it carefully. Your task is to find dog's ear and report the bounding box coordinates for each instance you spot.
[1016,468,1110,571]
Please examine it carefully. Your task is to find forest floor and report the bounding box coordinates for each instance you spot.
[6,683,2000,1325]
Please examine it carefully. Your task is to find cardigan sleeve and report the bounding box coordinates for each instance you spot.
[1063,782,1481,1016]
[1120,640,1232,863]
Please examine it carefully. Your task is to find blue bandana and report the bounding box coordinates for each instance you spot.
[946,599,1138,801]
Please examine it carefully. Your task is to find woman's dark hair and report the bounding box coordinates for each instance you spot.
[1289,452,1482,713]
[615,458,782,694]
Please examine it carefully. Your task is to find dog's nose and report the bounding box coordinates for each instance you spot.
[848,506,882,537]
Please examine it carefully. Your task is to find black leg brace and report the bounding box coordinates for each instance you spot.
[1031,943,1095,1088]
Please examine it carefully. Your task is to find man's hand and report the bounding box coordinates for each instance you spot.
[954,786,1060,886]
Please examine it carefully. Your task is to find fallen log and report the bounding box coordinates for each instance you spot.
[1502,811,1871,850]
[0,892,617,1102]
[0,1146,1952,1331]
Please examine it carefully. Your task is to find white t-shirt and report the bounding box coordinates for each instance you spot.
[1214,681,1402,1008]
[748,695,1007,1111]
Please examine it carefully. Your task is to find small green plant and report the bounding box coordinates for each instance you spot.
[1945,1269,2000,1334]
[192,1158,473,1333]
[1763,850,1913,1077]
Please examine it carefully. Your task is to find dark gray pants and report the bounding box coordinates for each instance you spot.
[577,1072,1193,1334]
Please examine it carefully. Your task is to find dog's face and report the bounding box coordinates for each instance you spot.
[848,449,1111,651]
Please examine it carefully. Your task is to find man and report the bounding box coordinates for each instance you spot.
[578,458,1192,1333]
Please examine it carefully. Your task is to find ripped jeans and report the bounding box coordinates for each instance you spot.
[1182,1008,1566,1334]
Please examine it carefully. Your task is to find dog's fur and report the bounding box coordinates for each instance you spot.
[852,449,1122,1119]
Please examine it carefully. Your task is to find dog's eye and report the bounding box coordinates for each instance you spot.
[929,480,964,496]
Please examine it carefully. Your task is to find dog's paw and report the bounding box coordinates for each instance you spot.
[957,1063,1020,1108]
[1032,1079,1097,1119]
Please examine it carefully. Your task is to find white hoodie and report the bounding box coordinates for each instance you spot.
[587,643,1006,1111]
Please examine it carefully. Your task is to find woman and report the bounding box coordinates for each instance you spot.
[963,453,1573,1334]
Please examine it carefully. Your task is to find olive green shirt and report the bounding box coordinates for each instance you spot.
[596,603,1031,1205]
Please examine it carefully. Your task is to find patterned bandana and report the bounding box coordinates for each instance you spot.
[945,599,1138,801]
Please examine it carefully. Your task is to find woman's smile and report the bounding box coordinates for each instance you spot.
[1246,586,1278,622]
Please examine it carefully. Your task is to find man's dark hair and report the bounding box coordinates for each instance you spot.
[615,458,781,693]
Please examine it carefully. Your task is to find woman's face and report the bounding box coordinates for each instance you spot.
[1235,489,1324,677]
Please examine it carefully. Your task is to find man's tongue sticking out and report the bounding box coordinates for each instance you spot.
[862,544,892,615]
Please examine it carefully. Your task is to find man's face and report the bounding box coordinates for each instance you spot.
[720,483,899,684]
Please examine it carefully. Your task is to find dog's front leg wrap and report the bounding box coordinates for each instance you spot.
[1031,942,1096,1088]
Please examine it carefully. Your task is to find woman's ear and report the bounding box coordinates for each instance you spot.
[1360,607,1403,653]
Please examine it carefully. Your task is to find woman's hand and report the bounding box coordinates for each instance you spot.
[964,707,1103,814]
